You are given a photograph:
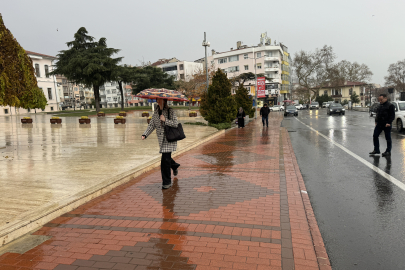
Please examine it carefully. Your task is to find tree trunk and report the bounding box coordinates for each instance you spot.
[94,85,100,112]
[119,81,124,111]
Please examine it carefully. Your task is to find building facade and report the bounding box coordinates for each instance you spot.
[206,35,291,106]
[319,81,367,105]
[0,51,60,116]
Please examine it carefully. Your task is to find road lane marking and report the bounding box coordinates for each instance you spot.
[294,117,405,192]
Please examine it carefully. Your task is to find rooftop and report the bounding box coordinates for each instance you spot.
[26,50,56,59]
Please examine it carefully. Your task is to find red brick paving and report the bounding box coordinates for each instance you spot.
[0,115,331,270]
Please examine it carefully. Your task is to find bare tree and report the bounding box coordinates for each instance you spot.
[384,59,405,92]
[334,60,373,83]
[292,45,336,99]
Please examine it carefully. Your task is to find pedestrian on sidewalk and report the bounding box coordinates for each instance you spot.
[142,98,180,189]
[260,103,270,127]
[236,107,246,128]
[369,94,395,157]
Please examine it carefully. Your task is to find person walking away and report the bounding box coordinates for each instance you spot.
[236,107,246,128]
[369,94,395,157]
[142,98,180,189]
[260,104,270,127]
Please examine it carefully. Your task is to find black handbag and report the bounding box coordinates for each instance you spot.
[164,109,186,142]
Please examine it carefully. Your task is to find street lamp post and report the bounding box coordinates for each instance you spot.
[202,32,210,92]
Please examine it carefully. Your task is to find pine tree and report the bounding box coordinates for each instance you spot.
[0,14,47,109]
[50,27,122,112]
[234,84,255,118]
[200,69,236,124]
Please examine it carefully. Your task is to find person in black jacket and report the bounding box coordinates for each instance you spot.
[370,94,396,156]
[236,107,246,128]
[260,104,271,127]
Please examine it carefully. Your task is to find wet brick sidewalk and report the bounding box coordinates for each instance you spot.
[0,115,331,270]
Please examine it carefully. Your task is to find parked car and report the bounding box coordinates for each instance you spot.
[392,101,405,132]
[295,104,304,110]
[327,103,345,115]
[270,105,284,111]
[284,106,298,117]
[369,103,379,117]
[310,102,319,110]
[324,101,334,108]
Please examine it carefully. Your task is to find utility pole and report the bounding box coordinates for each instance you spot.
[202,32,210,92]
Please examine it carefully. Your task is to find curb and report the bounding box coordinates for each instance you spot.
[0,129,225,248]
[282,128,332,270]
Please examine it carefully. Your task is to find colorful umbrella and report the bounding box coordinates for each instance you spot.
[135,88,189,102]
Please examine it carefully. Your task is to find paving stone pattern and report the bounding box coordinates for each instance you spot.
[0,115,331,270]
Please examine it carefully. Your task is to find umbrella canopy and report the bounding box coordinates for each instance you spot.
[135,88,189,102]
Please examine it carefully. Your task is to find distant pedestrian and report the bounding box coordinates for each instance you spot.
[369,94,395,157]
[236,107,246,128]
[142,98,180,189]
[260,104,270,127]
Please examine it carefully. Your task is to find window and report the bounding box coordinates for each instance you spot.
[162,66,177,72]
[35,64,40,77]
[45,65,49,78]
[228,66,239,73]
[106,90,111,94]
[324,90,328,95]
[51,107,54,111]
[257,64,262,69]
[107,97,111,101]
[244,65,249,71]
[179,64,184,70]
[48,88,52,100]
[256,52,261,58]
[74,87,78,91]
[27,108,31,113]
[112,89,117,94]
[180,74,185,80]
[4,109,8,114]
[218,58,227,64]
[62,79,67,84]
[42,108,45,112]
[244,54,248,59]
[228,55,239,62]
[349,88,353,95]
[267,51,273,57]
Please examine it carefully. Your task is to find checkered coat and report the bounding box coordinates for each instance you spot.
[142,107,178,153]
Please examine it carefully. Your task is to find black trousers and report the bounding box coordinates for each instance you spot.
[238,118,244,128]
[373,125,392,153]
[161,152,180,186]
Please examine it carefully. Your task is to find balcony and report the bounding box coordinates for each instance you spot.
[100,95,106,98]
[264,57,280,62]
[265,67,279,72]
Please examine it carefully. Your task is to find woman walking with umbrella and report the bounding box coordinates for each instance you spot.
[236,107,246,128]
[139,89,188,189]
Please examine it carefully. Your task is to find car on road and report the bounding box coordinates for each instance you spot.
[270,105,284,112]
[392,101,405,132]
[295,104,304,110]
[310,102,319,110]
[324,101,334,108]
[369,103,379,117]
[284,106,298,117]
[327,103,345,115]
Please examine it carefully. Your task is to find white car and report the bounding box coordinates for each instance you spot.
[310,102,319,110]
[295,104,304,110]
[392,101,405,131]
[270,105,284,112]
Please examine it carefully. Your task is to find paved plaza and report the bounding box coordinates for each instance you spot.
[0,114,331,270]
[0,111,218,246]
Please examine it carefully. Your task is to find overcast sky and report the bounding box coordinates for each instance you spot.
[2,0,405,85]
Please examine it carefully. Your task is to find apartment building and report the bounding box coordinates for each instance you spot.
[152,58,203,81]
[207,34,291,105]
[0,51,60,116]
[55,75,94,108]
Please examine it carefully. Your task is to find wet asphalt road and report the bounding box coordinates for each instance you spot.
[281,109,405,270]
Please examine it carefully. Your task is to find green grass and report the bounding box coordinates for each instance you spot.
[184,122,207,126]
[51,106,198,117]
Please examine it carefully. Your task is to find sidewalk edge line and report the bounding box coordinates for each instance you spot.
[0,129,225,248]
[283,128,332,270]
